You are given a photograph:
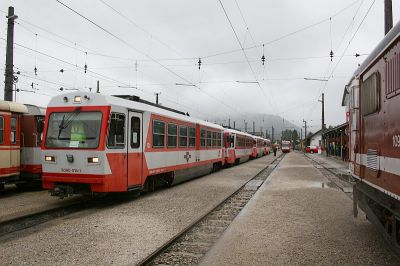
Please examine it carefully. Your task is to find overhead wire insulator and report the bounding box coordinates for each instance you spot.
[34,33,38,77]
[355,53,360,57]
[261,44,265,65]
[329,50,334,61]
[198,58,202,70]
[60,69,64,73]
[84,51,88,73]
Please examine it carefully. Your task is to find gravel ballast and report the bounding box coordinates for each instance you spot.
[0,155,277,265]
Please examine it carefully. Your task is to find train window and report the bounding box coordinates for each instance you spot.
[217,132,222,147]
[0,116,3,144]
[200,129,206,147]
[36,116,45,145]
[168,123,177,148]
[46,111,103,149]
[10,118,16,144]
[131,117,140,149]
[179,126,188,147]
[189,127,196,147]
[362,72,380,116]
[206,131,212,147]
[107,113,126,148]
[229,135,235,148]
[152,120,165,148]
[212,132,217,147]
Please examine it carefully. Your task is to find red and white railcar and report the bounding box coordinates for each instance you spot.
[252,136,265,158]
[224,128,254,165]
[20,105,45,184]
[281,140,291,153]
[263,138,271,155]
[0,101,27,190]
[41,93,225,197]
[346,21,400,251]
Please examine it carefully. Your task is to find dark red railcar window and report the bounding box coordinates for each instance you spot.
[0,116,3,144]
[10,118,16,144]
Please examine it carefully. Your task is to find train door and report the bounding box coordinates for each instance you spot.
[127,111,143,187]
[195,124,200,162]
[10,115,20,174]
[360,71,381,179]
[350,84,360,176]
[0,114,10,178]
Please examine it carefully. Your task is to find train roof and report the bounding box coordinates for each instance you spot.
[24,104,46,116]
[47,92,224,130]
[343,21,400,107]
[225,128,254,138]
[0,100,28,113]
[353,20,400,79]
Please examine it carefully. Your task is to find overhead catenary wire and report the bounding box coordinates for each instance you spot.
[55,0,197,88]
[202,0,362,60]
[0,37,134,87]
[2,1,370,122]
[329,0,376,79]
[55,0,240,115]
[305,0,373,121]
[218,0,274,113]
[98,0,184,58]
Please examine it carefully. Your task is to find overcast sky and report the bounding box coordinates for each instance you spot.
[1,0,399,130]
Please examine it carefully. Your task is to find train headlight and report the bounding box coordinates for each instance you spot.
[88,157,99,163]
[45,156,55,162]
[74,96,81,103]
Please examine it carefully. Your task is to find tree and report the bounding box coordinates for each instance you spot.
[281,129,299,142]
[292,129,299,141]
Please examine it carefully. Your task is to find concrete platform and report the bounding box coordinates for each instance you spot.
[201,152,399,265]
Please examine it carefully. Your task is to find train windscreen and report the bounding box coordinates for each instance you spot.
[45,111,102,149]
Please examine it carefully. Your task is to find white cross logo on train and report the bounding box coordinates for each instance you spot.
[184,152,191,163]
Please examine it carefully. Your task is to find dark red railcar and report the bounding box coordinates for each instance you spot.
[346,21,400,252]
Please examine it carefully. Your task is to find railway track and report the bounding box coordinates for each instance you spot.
[305,154,354,197]
[0,193,139,238]
[0,195,107,237]
[0,156,280,239]
[138,154,284,266]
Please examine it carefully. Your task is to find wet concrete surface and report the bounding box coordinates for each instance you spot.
[0,154,278,265]
[201,152,400,265]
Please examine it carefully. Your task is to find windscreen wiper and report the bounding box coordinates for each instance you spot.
[57,108,81,138]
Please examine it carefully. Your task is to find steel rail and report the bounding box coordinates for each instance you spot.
[0,194,133,237]
[137,153,284,266]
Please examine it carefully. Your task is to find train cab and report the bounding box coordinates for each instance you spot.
[0,100,28,190]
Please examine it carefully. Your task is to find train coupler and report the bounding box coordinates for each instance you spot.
[50,185,74,199]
